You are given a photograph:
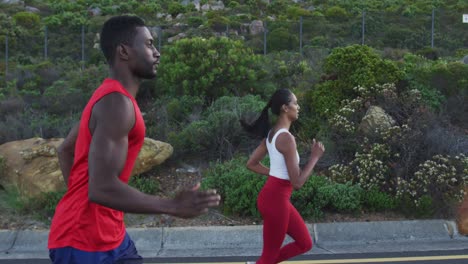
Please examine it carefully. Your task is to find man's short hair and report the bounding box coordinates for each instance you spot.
[100,15,146,64]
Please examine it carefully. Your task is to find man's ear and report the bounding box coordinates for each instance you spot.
[117,44,130,61]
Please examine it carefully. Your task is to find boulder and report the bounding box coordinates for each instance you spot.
[25,6,40,13]
[182,0,201,10]
[210,1,225,11]
[88,7,101,17]
[359,106,396,135]
[0,138,64,198]
[0,137,173,199]
[168,33,187,43]
[131,138,173,176]
[462,55,468,65]
[201,4,210,11]
[249,20,264,35]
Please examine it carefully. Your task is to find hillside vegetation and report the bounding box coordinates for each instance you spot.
[0,0,467,220]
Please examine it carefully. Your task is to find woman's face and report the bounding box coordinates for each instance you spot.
[284,93,300,121]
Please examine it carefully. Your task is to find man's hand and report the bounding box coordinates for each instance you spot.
[170,183,221,219]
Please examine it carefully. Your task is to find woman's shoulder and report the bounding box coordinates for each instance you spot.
[275,129,295,144]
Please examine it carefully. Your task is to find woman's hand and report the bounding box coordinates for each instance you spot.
[310,139,325,161]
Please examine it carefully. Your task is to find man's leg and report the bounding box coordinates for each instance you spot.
[113,233,143,264]
[50,247,110,264]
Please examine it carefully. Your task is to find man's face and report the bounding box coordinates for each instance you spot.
[128,27,160,79]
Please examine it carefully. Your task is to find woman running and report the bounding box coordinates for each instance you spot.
[241,88,325,264]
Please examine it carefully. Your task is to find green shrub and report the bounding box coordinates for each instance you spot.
[202,156,266,217]
[323,45,403,97]
[455,48,468,58]
[267,0,288,15]
[286,6,312,20]
[187,16,204,27]
[396,154,468,213]
[0,186,24,212]
[207,15,230,31]
[325,6,349,21]
[169,95,265,159]
[363,188,397,211]
[416,47,440,60]
[166,96,204,127]
[292,176,363,219]
[291,176,330,219]
[156,37,262,103]
[136,3,162,17]
[227,1,240,8]
[0,156,6,186]
[168,2,186,17]
[12,11,40,29]
[318,182,362,213]
[402,53,468,109]
[305,45,403,124]
[22,190,66,220]
[129,175,160,195]
[399,194,434,218]
[267,27,299,52]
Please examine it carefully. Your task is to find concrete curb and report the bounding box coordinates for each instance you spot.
[1,220,467,259]
[315,220,456,245]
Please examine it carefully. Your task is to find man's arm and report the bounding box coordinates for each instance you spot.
[88,93,220,218]
[57,122,80,186]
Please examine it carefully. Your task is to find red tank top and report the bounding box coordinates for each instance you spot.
[48,79,146,251]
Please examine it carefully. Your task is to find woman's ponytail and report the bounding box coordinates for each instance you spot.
[240,100,272,138]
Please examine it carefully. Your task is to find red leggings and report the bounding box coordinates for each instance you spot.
[256,176,313,264]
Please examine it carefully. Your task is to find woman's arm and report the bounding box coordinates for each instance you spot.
[246,138,270,176]
[276,134,324,190]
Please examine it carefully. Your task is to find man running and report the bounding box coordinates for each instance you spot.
[48,15,221,264]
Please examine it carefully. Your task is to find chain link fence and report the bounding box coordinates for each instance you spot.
[1,9,467,81]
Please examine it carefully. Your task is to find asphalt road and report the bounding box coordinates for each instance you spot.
[2,250,468,264]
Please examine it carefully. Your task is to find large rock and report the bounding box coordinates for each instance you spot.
[0,138,64,198]
[249,20,264,35]
[359,106,396,135]
[461,55,468,65]
[0,137,173,198]
[131,138,173,176]
[210,1,225,11]
[168,33,187,43]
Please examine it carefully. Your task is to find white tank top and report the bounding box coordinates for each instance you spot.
[266,128,300,180]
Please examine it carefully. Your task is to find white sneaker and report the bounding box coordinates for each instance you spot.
[246,262,256,264]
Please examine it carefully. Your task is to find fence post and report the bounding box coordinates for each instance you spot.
[81,25,85,70]
[362,10,366,45]
[5,35,8,78]
[44,26,48,60]
[431,8,435,48]
[263,21,267,55]
[300,16,303,56]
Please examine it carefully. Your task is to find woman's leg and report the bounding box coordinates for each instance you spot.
[275,204,313,263]
[256,187,290,264]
